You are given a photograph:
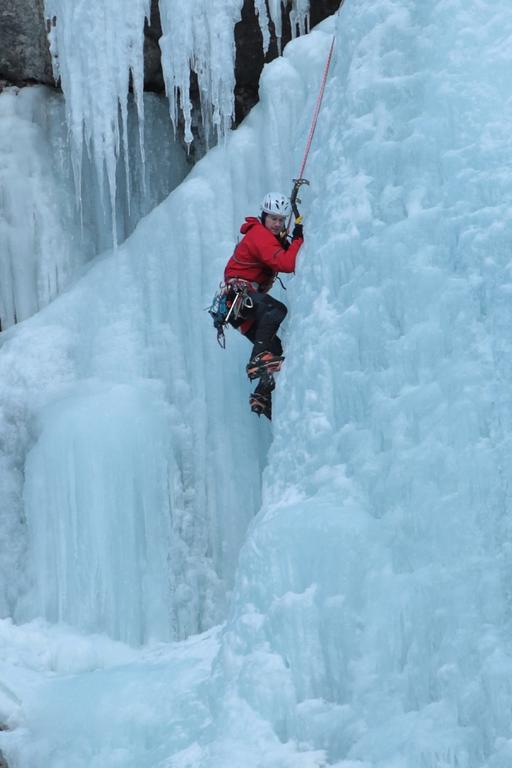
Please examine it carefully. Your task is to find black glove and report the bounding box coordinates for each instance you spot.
[292,220,303,240]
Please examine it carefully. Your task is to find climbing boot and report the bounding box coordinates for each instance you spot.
[256,372,275,394]
[246,351,284,381]
[250,390,272,420]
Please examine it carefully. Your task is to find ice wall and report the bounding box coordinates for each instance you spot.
[0,85,189,331]
[0,11,336,765]
[204,1,512,766]
[0,16,336,764]
[0,202,260,642]
[0,87,89,331]
[0,0,314,651]
[0,3,314,638]
[3,0,512,766]
[2,0,313,333]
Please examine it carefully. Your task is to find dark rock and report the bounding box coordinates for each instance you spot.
[309,0,344,27]
[0,0,53,86]
[234,0,343,125]
[143,0,165,93]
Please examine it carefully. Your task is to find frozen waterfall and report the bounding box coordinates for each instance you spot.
[2,0,512,767]
[43,0,311,235]
[0,86,189,330]
[205,1,512,765]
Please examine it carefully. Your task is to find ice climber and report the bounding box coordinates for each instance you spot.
[222,191,304,420]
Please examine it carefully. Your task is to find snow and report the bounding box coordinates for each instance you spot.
[0,618,219,768]
[2,0,512,766]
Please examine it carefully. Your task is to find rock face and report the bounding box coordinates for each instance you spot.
[143,0,166,93]
[0,0,53,87]
[0,0,342,119]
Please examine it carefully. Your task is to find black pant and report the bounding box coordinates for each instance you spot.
[242,291,287,360]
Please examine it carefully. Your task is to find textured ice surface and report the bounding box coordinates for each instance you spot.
[0,3,314,639]
[204,1,512,766]
[3,0,512,766]
[0,86,188,329]
[0,618,218,768]
[0,187,267,643]
[0,87,89,330]
[44,0,152,243]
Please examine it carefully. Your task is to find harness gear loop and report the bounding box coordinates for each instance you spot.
[208,280,254,348]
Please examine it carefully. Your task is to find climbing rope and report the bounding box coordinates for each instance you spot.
[297,32,337,180]
[288,8,342,227]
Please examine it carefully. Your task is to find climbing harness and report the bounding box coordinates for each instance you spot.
[208,280,254,348]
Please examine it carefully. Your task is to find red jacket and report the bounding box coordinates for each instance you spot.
[224,217,303,291]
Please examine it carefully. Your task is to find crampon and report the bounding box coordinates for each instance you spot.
[246,351,284,381]
[249,390,272,420]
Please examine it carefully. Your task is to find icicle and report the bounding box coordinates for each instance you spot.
[290,0,311,38]
[253,0,271,55]
[265,0,310,55]
[131,56,147,198]
[0,87,90,329]
[42,0,312,230]
[158,0,312,146]
[158,0,245,146]
[267,0,284,54]
[43,0,151,247]
[255,0,313,100]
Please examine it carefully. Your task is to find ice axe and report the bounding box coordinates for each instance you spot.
[287,177,309,230]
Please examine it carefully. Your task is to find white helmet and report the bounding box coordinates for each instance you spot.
[261,192,291,218]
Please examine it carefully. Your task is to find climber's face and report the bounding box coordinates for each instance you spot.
[264,213,286,236]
